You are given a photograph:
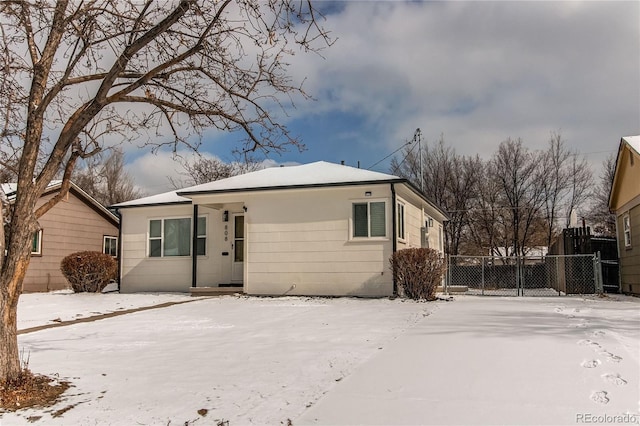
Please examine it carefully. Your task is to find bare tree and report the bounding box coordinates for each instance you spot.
[588,153,617,236]
[539,132,593,247]
[0,0,330,383]
[563,153,592,228]
[168,155,262,189]
[491,138,546,257]
[391,135,481,255]
[74,148,144,205]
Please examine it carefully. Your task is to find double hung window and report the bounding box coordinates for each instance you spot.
[353,201,386,238]
[103,236,118,257]
[623,214,632,248]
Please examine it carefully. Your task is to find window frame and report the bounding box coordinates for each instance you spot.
[351,199,388,240]
[623,213,632,248]
[397,201,406,241]
[147,215,208,258]
[31,229,43,256]
[103,235,118,257]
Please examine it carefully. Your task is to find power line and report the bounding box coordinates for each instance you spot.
[367,139,413,170]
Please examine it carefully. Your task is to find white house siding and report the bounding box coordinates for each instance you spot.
[239,184,394,297]
[395,186,446,255]
[119,204,223,292]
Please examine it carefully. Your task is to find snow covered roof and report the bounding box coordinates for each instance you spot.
[114,161,449,219]
[114,161,405,208]
[111,190,191,208]
[179,161,403,195]
[622,135,640,155]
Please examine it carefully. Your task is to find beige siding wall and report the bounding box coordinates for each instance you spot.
[395,186,445,255]
[243,185,394,297]
[617,204,640,295]
[119,204,226,293]
[24,191,118,292]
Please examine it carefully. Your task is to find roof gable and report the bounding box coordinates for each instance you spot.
[2,180,119,225]
[608,135,640,211]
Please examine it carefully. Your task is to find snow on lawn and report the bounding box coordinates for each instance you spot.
[5,295,432,425]
[4,293,639,425]
[17,290,199,330]
[299,294,640,426]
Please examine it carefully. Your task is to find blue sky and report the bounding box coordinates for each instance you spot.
[127,1,640,195]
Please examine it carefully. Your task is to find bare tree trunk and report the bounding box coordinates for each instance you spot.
[0,251,30,382]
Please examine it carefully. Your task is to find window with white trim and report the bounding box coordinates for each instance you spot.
[148,216,207,257]
[196,216,206,256]
[353,201,386,238]
[31,230,42,255]
[103,236,118,257]
[623,214,631,248]
[397,202,405,240]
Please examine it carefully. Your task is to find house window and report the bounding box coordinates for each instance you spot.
[103,236,118,257]
[353,201,386,238]
[397,202,405,240]
[196,216,206,256]
[31,230,42,255]
[623,214,631,248]
[149,217,207,257]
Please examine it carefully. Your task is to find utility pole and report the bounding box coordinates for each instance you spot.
[414,128,424,192]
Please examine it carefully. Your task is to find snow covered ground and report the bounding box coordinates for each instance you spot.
[2,292,639,425]
[17,290,198,330]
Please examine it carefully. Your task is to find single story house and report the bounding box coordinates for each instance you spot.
[113,161,449,297]
[1,181,119,292]
[608,135,640,295]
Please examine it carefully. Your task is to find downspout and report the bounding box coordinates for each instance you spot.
[192,204,198,288]
[391,183,397,295]
[115,209,122,292]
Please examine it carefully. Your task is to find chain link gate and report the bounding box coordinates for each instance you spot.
[447,254,604,296]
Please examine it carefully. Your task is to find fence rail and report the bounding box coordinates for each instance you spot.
[447,254,603,296]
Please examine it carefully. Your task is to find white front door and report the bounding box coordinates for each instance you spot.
[231,214,244,282]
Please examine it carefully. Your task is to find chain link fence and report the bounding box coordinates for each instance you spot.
[447,254,604,296]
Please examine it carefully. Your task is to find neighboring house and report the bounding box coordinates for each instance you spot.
[1,181,119,292]
[608,135,640,296]
[113,161,449,297]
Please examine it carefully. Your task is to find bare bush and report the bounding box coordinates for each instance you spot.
[60,251,117,293]
[390,248,447,301]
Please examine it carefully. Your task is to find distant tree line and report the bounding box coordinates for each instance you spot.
[390,133,616,256]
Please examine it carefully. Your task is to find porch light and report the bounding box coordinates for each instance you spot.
[365,191,372,197]
[223,210,229,222]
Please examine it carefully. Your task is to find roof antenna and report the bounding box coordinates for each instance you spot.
[414,128,423,191]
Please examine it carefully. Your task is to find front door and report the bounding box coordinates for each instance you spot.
[231,214,244,282]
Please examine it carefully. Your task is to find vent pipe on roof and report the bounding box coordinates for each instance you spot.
[341,160,345,165]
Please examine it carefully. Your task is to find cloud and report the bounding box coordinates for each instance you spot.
[126,150,298,196]
[283,1,639,166]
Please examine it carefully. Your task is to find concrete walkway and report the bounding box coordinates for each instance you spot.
[17,298,203,335]
[297,296,640,425]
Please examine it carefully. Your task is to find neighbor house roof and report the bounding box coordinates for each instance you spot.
[608,135,640,211]
[2,180,119,225]
[113,161,449,219]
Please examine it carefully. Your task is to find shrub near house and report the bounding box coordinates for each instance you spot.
[60,251,117,293]
[390,248,447,301]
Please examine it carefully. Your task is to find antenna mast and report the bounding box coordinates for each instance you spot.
[414,128,423,191]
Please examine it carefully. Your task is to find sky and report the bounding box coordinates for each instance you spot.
[125,0,640,196]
